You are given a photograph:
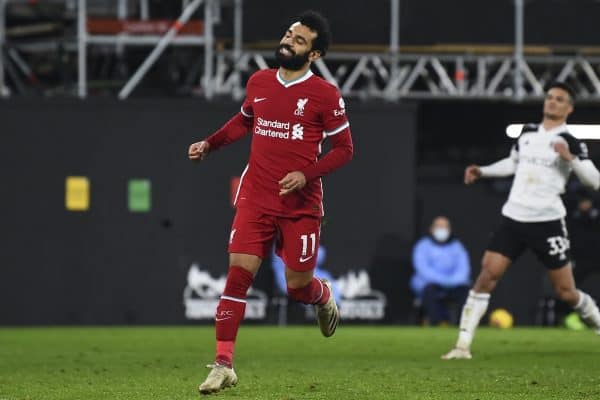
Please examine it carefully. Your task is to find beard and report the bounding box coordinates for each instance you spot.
[275,44,310,71]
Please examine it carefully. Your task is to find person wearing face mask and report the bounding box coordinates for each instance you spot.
[411,216,471,325]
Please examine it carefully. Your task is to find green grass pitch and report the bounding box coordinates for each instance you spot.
[1,326,599,399]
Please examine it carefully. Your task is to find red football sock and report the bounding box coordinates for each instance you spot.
[287,277,330,305]
[214,266,254,368]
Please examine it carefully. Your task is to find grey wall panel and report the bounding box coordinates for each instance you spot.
[0,99,416,324]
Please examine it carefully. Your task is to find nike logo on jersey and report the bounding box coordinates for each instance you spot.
[215,317,232,322]
[253,97,267,103]
[299,255,314,263]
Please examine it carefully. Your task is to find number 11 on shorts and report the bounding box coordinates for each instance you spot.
[300,233,316,262]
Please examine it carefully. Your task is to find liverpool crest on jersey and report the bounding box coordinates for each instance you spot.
[294,98,309,116]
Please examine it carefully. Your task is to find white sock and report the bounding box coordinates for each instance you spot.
[574,290,600,330]
[456,290,490,350]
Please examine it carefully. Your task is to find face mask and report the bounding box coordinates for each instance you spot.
[432,228,450,242]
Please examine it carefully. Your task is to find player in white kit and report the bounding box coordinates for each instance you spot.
[443,82,600,360]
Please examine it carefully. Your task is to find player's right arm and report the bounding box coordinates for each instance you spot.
[465,144,519,185]
[188,112,253,161]
[188,76,256,161]
[188,140,211,161]
[464,125,534,184]
[465,156,517,184]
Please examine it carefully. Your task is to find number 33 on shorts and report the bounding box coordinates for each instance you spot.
[546,235,570,261]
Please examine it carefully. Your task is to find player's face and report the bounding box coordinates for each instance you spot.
[275,22,320,71]
[543,88,573,121]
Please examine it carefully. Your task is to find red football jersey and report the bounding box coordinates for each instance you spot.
[231,68,352,217]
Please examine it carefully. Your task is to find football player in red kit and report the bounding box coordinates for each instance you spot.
[188,11,353,394]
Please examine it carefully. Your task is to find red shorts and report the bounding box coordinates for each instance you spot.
[228,206,321,272]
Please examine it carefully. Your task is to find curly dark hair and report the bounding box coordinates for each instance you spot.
[296,10,331,57]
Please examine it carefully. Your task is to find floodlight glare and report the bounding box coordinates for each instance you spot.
[506,124,600,140]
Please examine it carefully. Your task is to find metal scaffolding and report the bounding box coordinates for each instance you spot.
[213,50,600,101]
[77,0,225,99]
[212,0,600,102]
[2,0,600,101]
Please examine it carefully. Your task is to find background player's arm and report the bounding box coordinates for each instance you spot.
[465,128,526,184]
[571,158,600,190]
[556,134,600,190]
[464,152,517,184]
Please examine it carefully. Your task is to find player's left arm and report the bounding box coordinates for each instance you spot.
[556,133,600,190]
[278,131,353,195]
[301,90,354,180]
[301,129,353,180]
[279,90,353,196]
